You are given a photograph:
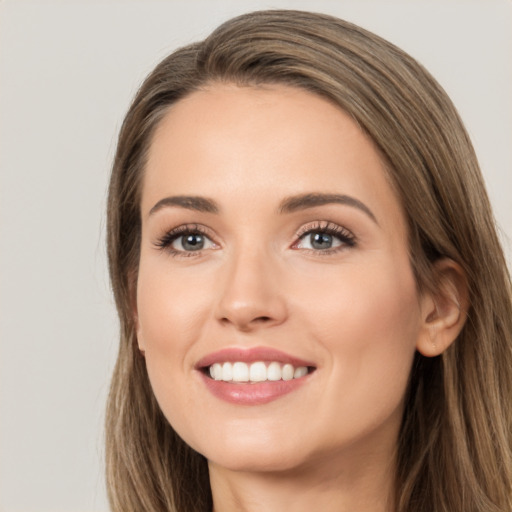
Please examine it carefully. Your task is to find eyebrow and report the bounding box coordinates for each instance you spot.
[148,192,377,224]
[149,195,220,216]
[279,193,378,224]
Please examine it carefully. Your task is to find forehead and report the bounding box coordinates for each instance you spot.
[143,83,406,232]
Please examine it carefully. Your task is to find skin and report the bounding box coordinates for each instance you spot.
[135,84,464,512]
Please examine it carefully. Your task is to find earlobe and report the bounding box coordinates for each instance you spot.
[416,258,468,357]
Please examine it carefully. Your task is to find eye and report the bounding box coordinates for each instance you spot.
[154,224,217,255]
[172,232,214,252]
[293,222,356,253]
[300,232,341,250]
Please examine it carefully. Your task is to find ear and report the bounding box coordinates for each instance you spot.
[128,273,145,354]
[133,310,145,354]
[416,258,469,357]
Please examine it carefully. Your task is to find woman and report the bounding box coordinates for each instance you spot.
[105,10,512,512]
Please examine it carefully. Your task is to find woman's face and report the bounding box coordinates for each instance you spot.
[136,84,429,474]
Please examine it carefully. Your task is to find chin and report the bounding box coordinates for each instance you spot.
[206,445,310,474]
[184,422,314,474]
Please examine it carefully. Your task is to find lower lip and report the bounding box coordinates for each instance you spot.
[200,373,308,405]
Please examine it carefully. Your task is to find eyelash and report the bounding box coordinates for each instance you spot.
[154,221,356,257]
[293,221,356,254]
[154,224,214,257]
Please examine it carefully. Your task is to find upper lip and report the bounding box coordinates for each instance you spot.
[195,346,315,369]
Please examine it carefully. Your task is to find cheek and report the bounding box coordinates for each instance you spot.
[136,258,211,352]
[135,257,214,410]
[135,260,212,439]
[297,255,420,343]
[295,256,421,423]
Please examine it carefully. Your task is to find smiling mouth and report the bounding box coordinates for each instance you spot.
[204,361,315,383]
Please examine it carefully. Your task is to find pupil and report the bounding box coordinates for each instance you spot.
[183,233,204,251]
[311,232,332,249]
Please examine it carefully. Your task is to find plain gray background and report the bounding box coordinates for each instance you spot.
[0,1,510,510]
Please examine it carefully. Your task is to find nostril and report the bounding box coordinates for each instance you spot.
[255,316,272,323]
[219,314,273,330]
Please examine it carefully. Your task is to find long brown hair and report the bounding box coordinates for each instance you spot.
[105,10,512,511]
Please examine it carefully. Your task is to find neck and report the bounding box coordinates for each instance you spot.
[209,445,396,512]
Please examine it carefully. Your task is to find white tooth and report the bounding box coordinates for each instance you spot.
[294,366,308,378]
[249,361,267,382]
[267,362,282,381]
[211,363,222,380]
[222,362,233,381]
[282,363,294,381]
[232,362,249,382]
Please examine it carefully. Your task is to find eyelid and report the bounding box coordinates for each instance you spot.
[153,223,219,254]
[292,220,356,251]
[295,220,354,238]
[152,220,355,256]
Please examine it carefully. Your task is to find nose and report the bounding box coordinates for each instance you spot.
[214,247,288,332]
